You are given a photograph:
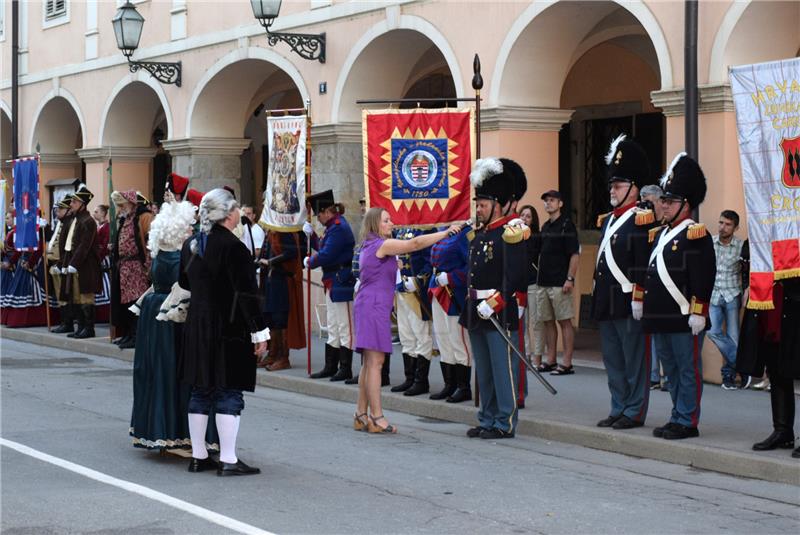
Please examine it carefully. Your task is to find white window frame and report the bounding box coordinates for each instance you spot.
[42,0,70,30]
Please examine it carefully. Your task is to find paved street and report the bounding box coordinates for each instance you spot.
[1,338,799,534]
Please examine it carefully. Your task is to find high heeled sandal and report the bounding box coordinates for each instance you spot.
[367,414,397,434]
[353,412,368,432]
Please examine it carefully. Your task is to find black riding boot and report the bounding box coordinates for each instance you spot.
[73,305,96,339]
[118,318,136,348]
[447,364,473,403]
[404,356,430,396]
[381,354,391,387]
[330,347,353,382]
[753,373,795,450]
[344,354,361,385]
[430,362,456,400]
[52,304,74,334]
[66,304,83,338]
[310,344,339,379]
[391,354,416,392]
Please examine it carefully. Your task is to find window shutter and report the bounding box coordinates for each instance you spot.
[46,0,67,20]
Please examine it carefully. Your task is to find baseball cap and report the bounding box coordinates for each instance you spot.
[540,190,561,200]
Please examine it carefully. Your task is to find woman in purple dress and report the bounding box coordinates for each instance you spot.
[354,208,461,433]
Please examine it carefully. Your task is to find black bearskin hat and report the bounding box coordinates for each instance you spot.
[605,134,651,186]
[470,158,516,206]
[660,153,707,208]
[306,189,336,215]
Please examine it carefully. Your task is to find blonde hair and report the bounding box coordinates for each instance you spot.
[360,207,385,242]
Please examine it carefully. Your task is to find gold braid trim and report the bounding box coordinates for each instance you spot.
[648,225,665,243]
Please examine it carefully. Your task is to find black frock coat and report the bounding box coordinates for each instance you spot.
[179,224,268,392]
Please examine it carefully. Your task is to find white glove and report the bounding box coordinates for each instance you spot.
[49,265,60,275]
[477,300,494,320]
[302,221,314,236]
[354,280,361,294]
[60,267,67,275]
[518,306,526,319]
[631,301,643,321]
[436,272,449,287]
[507,217,525,227]
[403,278,417,292]
[688,314,706,336]
[303,256,311,269]
[66,265,77,274]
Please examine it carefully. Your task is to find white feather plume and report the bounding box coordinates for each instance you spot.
[470,158,503,188]
[147,200,197,257]
[604,134,627,165]
[660,152,687,188]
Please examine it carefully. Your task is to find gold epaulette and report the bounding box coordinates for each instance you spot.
[466,230,476,242]
[687,223,707,240]
[596,212,612,229]
[502,224,530,244]
[634,209,655,226]
[648,225,665,243]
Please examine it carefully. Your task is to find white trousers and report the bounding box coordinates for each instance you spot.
[325,292,353,350]
[525,284,545,357]
[431,298,471,366]
[396,293,432,359]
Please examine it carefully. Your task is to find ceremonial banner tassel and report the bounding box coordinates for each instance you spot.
[362,108,475,227]
[729,57,800,309]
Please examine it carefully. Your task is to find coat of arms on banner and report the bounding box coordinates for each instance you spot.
[780,135,800,188]
[363,108,474,226]
[261,116,307,232]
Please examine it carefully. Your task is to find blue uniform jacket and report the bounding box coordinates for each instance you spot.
[308,215,355,302]
[395,227,434,321]
[428,227,469,316]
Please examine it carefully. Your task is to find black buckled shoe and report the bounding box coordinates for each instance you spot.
[217,460,261,477]
[752,430,795,451]
[187,457,218,473]
[652,422,680,438]
[612,416,644,430]
[662,424,699,440]
[479,428,515,440]
[466,426,487,438]
[597,415,621,428]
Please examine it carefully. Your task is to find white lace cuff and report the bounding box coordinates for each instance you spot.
[251,327,271,343]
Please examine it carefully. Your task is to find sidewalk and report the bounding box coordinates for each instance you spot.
[2,324,798,485]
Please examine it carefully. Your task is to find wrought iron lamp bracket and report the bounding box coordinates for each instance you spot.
[127,59,182,87]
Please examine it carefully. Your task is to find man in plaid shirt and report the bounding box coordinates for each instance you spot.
[708,210,745,390]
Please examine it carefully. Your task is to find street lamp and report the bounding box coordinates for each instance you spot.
[112,1,182,87]
[251,0,326,63]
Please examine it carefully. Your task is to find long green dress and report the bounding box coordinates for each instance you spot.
[129,250,218,450]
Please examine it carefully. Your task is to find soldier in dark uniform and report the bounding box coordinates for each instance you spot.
[643,153,716,440]
[391,227,435,397]
[303,190,356,381]
[592,134,657,430]
[461,158,529,439]
[61,185,101,339]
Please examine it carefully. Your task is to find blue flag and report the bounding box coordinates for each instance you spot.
[13,159,39,251]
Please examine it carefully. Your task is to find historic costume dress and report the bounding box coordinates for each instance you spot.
[2,235,49,327]
[94,221,111,323]
[0,229,18,324]
[353,234,397,354]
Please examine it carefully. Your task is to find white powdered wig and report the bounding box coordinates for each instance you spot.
[605,134,627,165]
[147,201,197,257]
[660,152,687,188]
[470,158,503,188]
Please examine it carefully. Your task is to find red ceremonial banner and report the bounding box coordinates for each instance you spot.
[362,108,474,227]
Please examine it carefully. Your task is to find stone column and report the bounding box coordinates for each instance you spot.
[161,137,251,198]
[310,122,363,220]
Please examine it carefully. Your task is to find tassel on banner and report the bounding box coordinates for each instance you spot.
[774,267,800,280]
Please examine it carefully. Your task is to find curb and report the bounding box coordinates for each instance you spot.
[3,326,798,486]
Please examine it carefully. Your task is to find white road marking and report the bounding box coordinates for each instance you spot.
[0,437,275,535]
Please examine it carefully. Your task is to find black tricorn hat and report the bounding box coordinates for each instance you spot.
[73,184,94,204]
[605,134,651,186]
[470,158,515,205]
[660,153,707,208]
[136,191,150,206]
[306,189,335,215]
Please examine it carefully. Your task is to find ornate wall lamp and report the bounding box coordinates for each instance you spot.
[251,0,326,63]
[112,1,182,86]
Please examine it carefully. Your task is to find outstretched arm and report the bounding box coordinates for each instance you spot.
[377,224,461,257]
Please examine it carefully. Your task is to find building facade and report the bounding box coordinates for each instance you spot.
[1,0,799,373]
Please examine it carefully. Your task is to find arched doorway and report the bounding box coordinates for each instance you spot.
[101,80,171,201]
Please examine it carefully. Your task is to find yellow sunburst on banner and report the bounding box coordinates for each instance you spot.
[377,126,462,212]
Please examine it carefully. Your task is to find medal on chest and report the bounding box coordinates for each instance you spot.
[672,239,679,252]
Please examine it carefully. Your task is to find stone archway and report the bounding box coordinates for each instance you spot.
[177,51,305,203]
[709,0,800,83]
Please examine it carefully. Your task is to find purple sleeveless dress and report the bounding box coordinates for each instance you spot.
[354,234,397,354]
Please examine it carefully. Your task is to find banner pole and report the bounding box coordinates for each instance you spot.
[107,159,114,342]
[471,53,483,407]
[36,154,52,331]
[305,99,313,375]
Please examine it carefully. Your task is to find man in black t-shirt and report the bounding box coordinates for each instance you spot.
[532,190,580,375]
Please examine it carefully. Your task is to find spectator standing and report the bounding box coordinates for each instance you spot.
[591,134,656,430]
[533,190,580,375]
[240,204,265,259]
[708,210,746,390]
[519,205,543,368]
[643,154,715,440]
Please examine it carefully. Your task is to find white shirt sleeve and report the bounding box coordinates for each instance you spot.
[251,224,265,250]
